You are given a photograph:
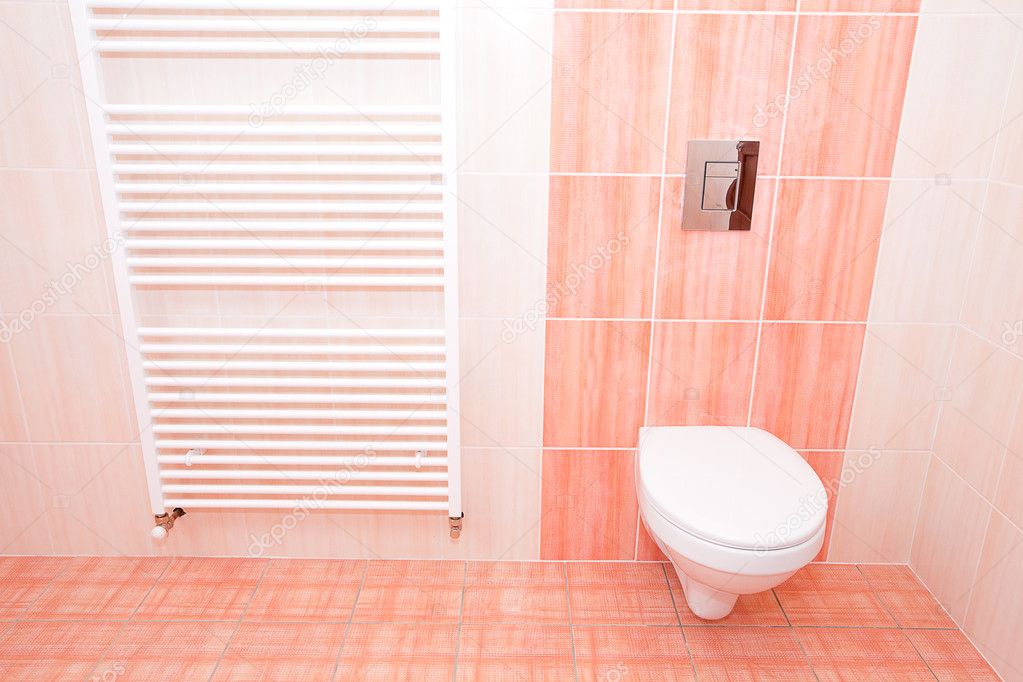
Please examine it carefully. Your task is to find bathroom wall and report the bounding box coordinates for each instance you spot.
[827,1,1023,678]
[537,1,919,561]
[1,0,1020,624]
[0,1,553,560]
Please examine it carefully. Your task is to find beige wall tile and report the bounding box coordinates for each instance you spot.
[829,450,929,563]
[457,174,549,319]
[847,324,955,451]
[911,457,992,623]
[964,512,1023,681]
[892,16,1018,178]
[869,180,984,324]
[934,331,1023,501]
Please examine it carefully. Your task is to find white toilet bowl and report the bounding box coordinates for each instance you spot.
[637,426,827,620]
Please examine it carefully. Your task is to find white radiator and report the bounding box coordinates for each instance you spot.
[68,0,462,522]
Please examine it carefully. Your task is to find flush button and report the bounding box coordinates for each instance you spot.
[682,140,760,231]
[702,162,739,211]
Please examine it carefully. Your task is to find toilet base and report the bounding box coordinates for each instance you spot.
[671,562,738,620]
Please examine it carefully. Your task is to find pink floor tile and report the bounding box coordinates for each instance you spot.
[0,556,69,619]
[567,562,678,625]
[0,620,122,680]
[903,628,1001,681]
[462,561,568,624]
[858,564,956,628]
[352,560,463,624]
[135,557,265,621]
[773,563,896,627]
[456,624,575,681]
[686,625,816,681]
[212,621,346,682]
[666,568,788,626]
[573,625,695,681]
[796,627,935,681]
[245,559,365,622]
[335,623,457,681]
[27,556,168,619]
[98,621,235,682]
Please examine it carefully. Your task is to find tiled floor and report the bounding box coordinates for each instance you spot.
[0,557,1000,681]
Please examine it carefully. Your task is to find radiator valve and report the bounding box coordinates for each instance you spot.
[151,507,186,540]
[449,514,463,540]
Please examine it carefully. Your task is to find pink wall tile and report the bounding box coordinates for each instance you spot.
[677,0,796,7]
[766,180,889,321]
[801,451,843,561]
[656,178,774,321]
[911,458,991,623]
[802,0,920,9]
[556,0,673,7]
[541,450,638,561]
[635,520,667,561]
[543,320,650,449]
[751,323,865,450]
[551,12,672,173]
[547,176,660,319]
[646,322,758,427]
[782,15,917,177]
[666,14,794,174]
[964,512,1023,681]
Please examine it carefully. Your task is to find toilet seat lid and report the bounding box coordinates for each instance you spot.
[638,426,828,551]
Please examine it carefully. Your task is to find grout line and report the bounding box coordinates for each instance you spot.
[746,0,802,428]
[327,558,369,681]
[563,562,579,682]
[205,558,270,682]
[658,562,698,680]
[452,560,468,681]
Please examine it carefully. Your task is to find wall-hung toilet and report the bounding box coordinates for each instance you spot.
[637,426,827,620]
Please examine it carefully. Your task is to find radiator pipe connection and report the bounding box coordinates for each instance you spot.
[151,507,186,540]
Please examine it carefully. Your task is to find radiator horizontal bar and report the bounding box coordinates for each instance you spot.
[117,182,442,195]
[120,201,444,214]
[138,327,443,338]
[153,423,447,436]
[151,407,445,420]
[110,142,441,155]
[162,498,449,511]
[162,483,447,496]
[113,163,441,175]
[160,469,447,481]
[93,39,440,55]
[127,255,444,268]
[145,376,444,388]
[123,220,442,232]
[141,343,444,355]
[157,454,447,466]
[107,123,440,136]
[142,359,444,371]
[129,274,444,286]
[155,439,447,451]
[88,1,440,11]
[126,238,442,251]
[104,104,441,116]
[91,18,438,34]
[148,391,445,404]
